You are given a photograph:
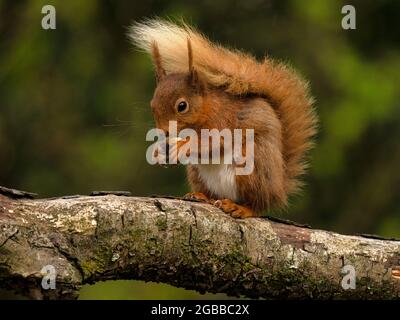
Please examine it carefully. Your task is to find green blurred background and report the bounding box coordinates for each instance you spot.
[0,0,399,299]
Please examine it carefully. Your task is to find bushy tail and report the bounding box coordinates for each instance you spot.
[129,19,317,194]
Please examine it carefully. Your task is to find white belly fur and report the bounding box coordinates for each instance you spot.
[196,164,238,201]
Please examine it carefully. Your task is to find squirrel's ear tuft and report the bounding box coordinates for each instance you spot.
[187,38,205,93]
[151,41,166,82]
[187,37,194,75]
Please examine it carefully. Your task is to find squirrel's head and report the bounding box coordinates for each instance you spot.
[149,40,207,134]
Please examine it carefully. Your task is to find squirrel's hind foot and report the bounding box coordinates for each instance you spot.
[183,192,210,203]
[214,199,255,219]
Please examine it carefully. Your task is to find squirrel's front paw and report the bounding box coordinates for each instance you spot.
[168,137,192,163]
[214,199,255,219]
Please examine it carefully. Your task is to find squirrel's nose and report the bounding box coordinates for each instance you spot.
[162,141,169,162]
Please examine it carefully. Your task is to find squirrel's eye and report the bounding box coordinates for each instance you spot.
[176,100,189,113]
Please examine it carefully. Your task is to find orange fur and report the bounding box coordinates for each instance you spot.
[130,19,318,214]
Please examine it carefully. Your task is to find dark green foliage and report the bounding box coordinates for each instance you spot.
[0,0,399,298]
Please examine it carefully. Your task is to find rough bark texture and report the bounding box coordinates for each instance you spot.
[1,189,400,300]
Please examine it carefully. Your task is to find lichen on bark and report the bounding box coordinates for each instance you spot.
[0,193,400,299]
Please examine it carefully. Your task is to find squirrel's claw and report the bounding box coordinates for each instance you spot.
[214,199,255,219]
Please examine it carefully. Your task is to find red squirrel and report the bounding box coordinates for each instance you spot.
[130,19,317,218]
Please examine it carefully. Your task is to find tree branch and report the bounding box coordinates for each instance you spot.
[0,189,400,299]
